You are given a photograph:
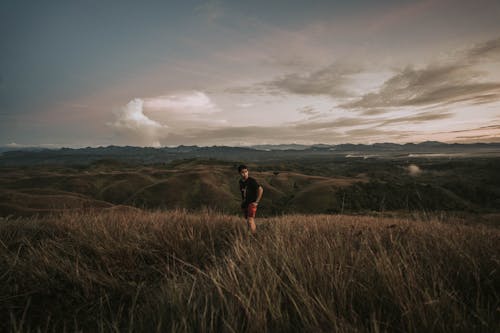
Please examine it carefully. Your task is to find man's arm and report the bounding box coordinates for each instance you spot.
[254,186,263,205]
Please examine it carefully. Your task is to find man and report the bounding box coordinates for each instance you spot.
[238,164,263,234]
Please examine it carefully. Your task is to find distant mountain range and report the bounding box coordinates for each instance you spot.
[0,142,499,166]
[251,141,500,151]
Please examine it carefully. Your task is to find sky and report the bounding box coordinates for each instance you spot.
[1,0,500,147]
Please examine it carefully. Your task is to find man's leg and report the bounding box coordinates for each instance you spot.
[247,217,256,234]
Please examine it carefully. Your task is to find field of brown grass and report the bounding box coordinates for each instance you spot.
[1,209,498,332]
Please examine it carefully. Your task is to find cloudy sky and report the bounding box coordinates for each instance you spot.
[1,0,500,147]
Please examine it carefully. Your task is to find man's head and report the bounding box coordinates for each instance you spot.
[238,164,249,180]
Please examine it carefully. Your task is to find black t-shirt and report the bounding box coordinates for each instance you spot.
[239,177,260,206]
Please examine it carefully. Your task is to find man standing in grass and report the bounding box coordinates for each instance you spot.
[238,164,263,234]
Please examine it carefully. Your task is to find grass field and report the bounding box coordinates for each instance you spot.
[1,209,498,332]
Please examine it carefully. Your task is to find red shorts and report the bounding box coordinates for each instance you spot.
[242,203,257,218]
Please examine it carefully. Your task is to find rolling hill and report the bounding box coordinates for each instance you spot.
[1,157,499,220]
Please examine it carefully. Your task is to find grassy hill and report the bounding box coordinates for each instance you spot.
[1,209,498,332]
[1,157,500,220]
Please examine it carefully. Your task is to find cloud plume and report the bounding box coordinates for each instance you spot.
[108,91,220,146]
[143,92,216,113]
[109,99,167,147]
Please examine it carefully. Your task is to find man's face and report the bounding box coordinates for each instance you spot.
[240,169,249,180]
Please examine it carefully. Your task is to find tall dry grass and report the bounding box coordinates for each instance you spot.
[0,209,498,332]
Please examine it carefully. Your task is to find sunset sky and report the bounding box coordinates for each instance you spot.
[1,0,500,147]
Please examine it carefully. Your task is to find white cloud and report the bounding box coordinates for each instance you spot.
[144,91,216,113]
[108,92,221,147]
[3,142,87,149]
[109,98,167,147]
[118,99,164,127]
[5,142,25,147]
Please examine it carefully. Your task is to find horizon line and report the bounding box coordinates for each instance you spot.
[3,140,500,150]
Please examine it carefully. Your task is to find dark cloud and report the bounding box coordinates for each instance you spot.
[361,108,388,116]
[160,110,451,145]
[381,111,454,126]
[260,55,313,70]
[477,124,500,130]
[298,105,320,116]
[456,134,493,139]
[340,127,417,143]
[453,132,500,143]
[224,84,273,95]
[263,62,363,98]
[340,37,500,110]
[438,124,500,134]
[266,64,361,97]
[226,36,500,122]
[161,124,331,145]
[292,110,453,132]
[468,93,500,105]
[344,127,398,137]
[226,62,363,97]
[465,37,500,62]
[426,123,500,142]
[294,117,370,131]
[341,68,500,109]
[228,37,500,106]
[410,83,500,106]
[340,64,500,109]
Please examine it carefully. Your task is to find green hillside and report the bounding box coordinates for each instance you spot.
[1,157,499,218]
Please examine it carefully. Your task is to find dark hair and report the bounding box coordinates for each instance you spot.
[238,164,248,172]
